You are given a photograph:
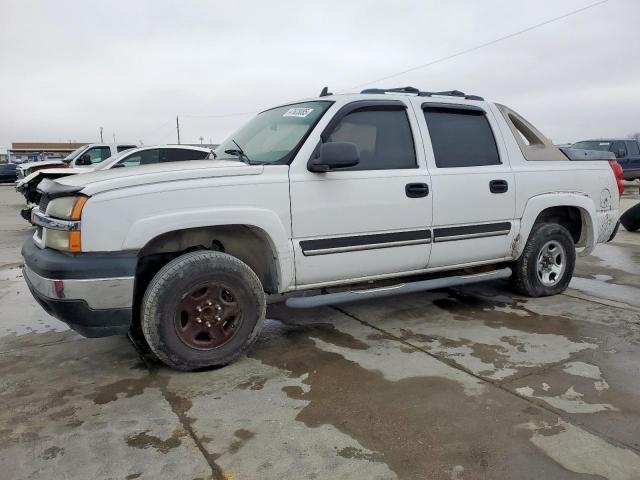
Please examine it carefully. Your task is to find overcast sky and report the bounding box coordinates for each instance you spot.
[1,0,638,151]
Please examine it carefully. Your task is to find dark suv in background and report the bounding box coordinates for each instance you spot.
[573,139,640,180]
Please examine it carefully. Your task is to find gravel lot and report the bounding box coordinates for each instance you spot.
[1,183,639,480]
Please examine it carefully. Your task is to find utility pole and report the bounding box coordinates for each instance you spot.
[99,126,103,142]
[199,136,204,144]
[176,115,181,144]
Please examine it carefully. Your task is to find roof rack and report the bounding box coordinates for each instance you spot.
[360,86,483,101]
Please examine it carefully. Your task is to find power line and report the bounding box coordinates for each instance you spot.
[339,0,609,92]
[137,0,609,137]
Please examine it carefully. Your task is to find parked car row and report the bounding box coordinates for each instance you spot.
[21,86,624,371]
[15,144,215,220]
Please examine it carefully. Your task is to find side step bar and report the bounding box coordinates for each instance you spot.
[285,267,512,309]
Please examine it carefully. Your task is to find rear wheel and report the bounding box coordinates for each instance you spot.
[141,250,265,370]
[511,223,576,297]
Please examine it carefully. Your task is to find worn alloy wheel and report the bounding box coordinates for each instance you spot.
[536,240,566,287]
[511,222,575,297]
[175,283,242,350]
[141,250,266,370]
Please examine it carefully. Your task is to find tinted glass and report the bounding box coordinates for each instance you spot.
[118,148,160,167]
[326,109,416,170]
[216,101,332,164]
[572,141,612,151]
[424,107,500,168]
[167,149,208,162]
[86,146,112,164]
[611,141,627,158]
[626,141,640,156]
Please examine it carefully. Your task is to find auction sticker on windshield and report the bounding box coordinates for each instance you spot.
[283,108,314,118]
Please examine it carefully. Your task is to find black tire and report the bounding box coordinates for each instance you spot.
[141,250,266,371]
[620,202,640,232]
[511,223,576,297]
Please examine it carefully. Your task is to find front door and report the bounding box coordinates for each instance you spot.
[414,100,516,268]
[289,99,433,286]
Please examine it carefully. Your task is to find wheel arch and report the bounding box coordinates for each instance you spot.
[515,193,598,258]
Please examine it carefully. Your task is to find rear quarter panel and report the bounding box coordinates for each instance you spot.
[488,103,619,255]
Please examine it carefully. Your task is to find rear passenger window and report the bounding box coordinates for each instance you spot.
[326,108,416,170]
[626,141,639,156]
[611,141,627,158]
[424,106,500,168]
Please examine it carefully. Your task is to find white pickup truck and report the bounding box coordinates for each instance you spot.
[16,143,137,180]
[22,87,623,370]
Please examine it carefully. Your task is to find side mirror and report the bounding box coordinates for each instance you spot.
[616,149,626,159]
[77,154,92,166]
[308,142,360,173]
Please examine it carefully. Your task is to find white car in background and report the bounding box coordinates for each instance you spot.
[17,145,215,220]
[16,143,137,179]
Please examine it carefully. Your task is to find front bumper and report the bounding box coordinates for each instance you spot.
[22,239,137,337]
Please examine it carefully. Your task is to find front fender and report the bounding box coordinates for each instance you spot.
[122,206,295,289]
[515,193,598,258]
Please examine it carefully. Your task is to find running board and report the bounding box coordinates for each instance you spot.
[285,268,512,309]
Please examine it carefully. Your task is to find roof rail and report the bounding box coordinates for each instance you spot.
[360,86,483,101]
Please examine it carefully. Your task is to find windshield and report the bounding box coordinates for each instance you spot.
[215,101,332,164]
[572,141,611,151]
[63,145,89,162]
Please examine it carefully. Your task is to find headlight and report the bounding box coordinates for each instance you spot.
[47,196,88,220]
[45,229,79,251]
[43,195,88,252]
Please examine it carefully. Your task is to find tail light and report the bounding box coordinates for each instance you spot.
[608,160,624,196]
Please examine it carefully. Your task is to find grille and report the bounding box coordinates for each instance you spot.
[39,195,50,213]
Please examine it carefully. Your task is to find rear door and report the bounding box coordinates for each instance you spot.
[414,100,516,268]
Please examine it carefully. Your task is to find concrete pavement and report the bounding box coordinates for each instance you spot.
[1,183,639,479]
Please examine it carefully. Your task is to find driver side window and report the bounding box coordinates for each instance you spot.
[325,108,417,170]
[86,147,112,164]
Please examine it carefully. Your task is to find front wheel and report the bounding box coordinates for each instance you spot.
[511,223,576,297]
[141,250,266,370]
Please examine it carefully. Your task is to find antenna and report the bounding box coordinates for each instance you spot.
[319,86,332,97]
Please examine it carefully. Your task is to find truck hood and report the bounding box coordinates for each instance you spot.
[18,160,66,171]
[16,166,94,189]
[52,159,263,196]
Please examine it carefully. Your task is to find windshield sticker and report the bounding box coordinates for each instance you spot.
[283,107,314,118]
[599,142,611,146]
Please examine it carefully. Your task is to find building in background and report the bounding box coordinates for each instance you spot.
[8,142,87,163]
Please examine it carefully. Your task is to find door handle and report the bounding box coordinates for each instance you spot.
[489,179,508,194]
[405,183,429,198]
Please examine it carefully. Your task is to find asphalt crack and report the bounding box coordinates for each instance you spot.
[136,352,225,480]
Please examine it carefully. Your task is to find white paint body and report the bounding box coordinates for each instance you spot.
[52,93,620,293]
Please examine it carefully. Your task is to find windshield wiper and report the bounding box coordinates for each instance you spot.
[224,139,252,165]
